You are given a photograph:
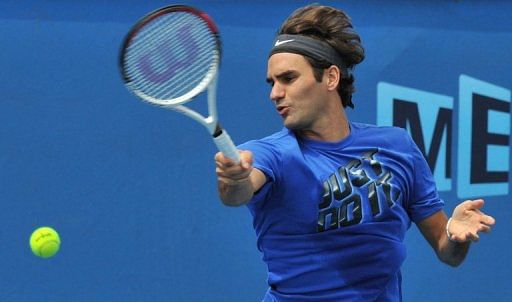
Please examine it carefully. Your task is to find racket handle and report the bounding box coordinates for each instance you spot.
[213,130,240,164]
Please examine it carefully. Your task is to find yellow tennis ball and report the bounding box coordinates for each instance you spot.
[30,226,61,258]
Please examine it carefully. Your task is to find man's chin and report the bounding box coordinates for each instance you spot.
[283,121,302,131]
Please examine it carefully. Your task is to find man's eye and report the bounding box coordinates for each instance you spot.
[283,76,295,83]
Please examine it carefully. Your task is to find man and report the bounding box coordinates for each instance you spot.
[215,4,495,302]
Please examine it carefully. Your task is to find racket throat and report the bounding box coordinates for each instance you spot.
[212,124,224,137]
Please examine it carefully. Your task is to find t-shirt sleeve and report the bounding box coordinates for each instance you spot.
[404,131,445,222]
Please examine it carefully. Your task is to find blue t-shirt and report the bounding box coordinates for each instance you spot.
[239,122,444,302]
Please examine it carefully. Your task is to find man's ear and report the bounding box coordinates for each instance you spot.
[325,65,341,91]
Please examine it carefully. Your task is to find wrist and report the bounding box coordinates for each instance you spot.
[230,176,252,186]
[445,217,458,243]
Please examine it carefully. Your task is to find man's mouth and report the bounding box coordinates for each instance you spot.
[277,105,290,116]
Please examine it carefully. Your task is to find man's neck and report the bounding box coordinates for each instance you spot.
[298,108,350,142]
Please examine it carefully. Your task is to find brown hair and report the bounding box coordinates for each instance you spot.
[278,5,365,108]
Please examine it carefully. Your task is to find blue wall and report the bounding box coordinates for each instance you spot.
[1,1,510,301]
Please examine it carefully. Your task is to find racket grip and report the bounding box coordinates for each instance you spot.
[213,130,240,164]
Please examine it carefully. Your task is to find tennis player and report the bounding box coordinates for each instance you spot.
[215,4,495,301]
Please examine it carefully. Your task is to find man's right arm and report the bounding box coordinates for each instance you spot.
[215,150,267,206]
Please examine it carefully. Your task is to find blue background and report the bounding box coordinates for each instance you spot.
[1,1,510,301]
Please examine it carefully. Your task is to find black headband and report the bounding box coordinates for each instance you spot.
[268,34,351,78]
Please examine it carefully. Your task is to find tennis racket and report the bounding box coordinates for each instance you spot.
[119,5,240,163]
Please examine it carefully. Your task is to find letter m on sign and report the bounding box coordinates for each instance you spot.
[377,82,454,191]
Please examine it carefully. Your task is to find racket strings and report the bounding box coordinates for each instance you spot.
[124,12,218,102]
[130,16,209,77]
[126,14,215,95]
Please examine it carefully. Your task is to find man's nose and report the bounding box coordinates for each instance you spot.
[270,83,285,102]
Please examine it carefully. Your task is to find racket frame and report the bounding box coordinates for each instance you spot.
[119,5,240,162]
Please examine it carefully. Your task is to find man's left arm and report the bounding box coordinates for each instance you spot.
[416,199,496,267]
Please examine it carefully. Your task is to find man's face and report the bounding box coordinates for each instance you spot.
[266,53,330,132]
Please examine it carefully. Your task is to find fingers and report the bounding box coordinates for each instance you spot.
[468,206,496,227]
[239,150,253,169]
[452,230,480,243]
[214,151,236,167]
[453,199,496,226]
[480,214,496,226]
[450,231,477,243]
[449,212,495,243]
[467,232,480,242]
[460,199,485,211]
[469,221,494,240]
[467,221,496,242]
[478,224,492,234]
[215,150,254,183]
[215,150,253,168]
